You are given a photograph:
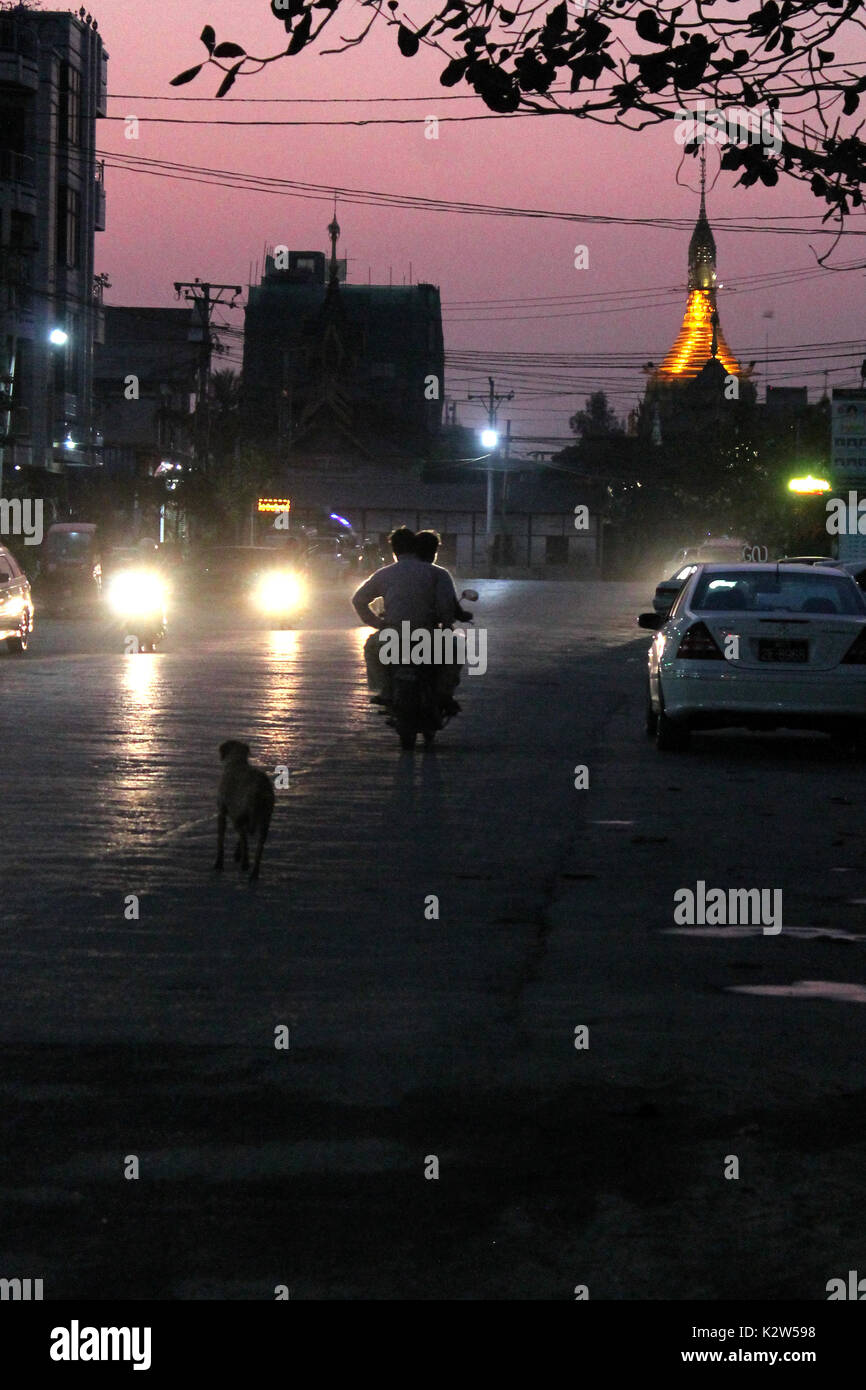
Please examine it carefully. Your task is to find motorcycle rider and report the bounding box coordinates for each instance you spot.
[351,526,454,704]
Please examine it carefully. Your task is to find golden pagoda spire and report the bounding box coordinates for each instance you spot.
[649,157,749,384]
[688,148,717,293]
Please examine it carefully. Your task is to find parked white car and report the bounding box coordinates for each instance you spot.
[0,543,34,654]
[639,563,866,750]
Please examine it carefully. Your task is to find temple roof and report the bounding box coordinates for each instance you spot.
[651,289,746,383]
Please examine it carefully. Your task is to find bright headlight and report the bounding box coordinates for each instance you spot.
[254,571,306,614]
[107,569,166,617]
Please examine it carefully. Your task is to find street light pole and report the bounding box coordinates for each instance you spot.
[174,280,242,473]
[470,375,513,575]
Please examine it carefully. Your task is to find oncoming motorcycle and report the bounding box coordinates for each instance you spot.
[106,567,168,653]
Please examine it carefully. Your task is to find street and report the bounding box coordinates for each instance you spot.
[2,578,865,1299]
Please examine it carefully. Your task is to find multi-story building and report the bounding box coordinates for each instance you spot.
[241,217,445,464]
[0,4,107,505]
[94,306,198,480]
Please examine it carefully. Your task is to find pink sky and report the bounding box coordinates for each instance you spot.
[91,0,866,445]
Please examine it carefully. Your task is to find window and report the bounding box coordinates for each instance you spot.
[9,211,34,249]
[692,570,865,617]
[58,63,81,147]
[56,186,80,268]
[44,530,95,560]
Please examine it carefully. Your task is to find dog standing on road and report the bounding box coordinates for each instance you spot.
[214,740,275,881]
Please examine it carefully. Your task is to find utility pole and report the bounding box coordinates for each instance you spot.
[501,417,512,531]
[174,279,242,472]
[762,308,774,402]
[468,376,513,574]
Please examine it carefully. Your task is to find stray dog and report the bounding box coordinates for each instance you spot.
[214,740,275,881]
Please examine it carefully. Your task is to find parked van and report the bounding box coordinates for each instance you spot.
[36,522,103,610]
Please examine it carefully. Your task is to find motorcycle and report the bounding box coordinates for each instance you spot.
[106,566,168,653]
[252,567,308,628]
[382,590,479,751]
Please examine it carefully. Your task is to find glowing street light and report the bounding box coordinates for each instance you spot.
[788,475,831,495]
[480,428,498,450]
[49,327,69,345]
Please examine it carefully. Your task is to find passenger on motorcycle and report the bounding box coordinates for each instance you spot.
[413,529,472,717]
[351,526,454,705]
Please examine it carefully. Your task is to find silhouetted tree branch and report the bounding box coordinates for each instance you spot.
[174,2,866,232]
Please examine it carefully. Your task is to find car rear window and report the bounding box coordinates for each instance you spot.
[45,530,95,557]
[692,570,865,616]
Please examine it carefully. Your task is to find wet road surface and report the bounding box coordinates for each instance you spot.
[1,580,866,1298]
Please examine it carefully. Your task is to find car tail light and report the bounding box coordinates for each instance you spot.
[676,622,723,660]
[842,630,866,664]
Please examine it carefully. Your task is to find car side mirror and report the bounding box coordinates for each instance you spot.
[638,612,664,630]
[461,589,479,602]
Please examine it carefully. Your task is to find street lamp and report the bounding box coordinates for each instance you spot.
[480,428,498,450]
[49,327,69,346]
[788,475,830,494]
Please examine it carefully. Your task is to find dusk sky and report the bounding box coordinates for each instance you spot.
[92,0,866,446]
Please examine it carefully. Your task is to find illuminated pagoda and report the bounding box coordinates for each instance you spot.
[646,154,752,394]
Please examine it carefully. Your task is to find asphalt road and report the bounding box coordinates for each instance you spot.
[1,579,865,1300]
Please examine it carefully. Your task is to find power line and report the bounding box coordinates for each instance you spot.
[97,147,866,238]
[99,112,547,127]
[106,61,866,103]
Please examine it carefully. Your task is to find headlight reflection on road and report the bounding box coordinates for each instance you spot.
[121,650,160,704]
[266,628,300,660]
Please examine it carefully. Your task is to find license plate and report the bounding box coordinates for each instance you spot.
[758,639,808,663]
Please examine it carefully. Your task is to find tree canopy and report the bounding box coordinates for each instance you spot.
[174,2,866,232]
[570,390,625,438]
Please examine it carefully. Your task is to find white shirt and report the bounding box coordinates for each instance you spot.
[352,554,454,629]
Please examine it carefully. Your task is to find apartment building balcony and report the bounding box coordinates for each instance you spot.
[97,49,108,117]
[0,246,35,319]
[0,17,39,91]
[0,149,35,188]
